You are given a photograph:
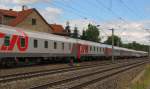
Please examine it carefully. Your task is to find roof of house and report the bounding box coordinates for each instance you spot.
[50,24,68,36]
[0,9,18,17]
[0,8,51,28]
[9,9,33,26]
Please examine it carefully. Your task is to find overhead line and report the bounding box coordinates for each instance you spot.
[61,0,106,21]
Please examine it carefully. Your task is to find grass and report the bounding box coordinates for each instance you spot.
[130,64,150,89]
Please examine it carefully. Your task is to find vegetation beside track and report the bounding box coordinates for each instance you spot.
[130,64,150,89]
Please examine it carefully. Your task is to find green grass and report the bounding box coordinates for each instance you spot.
[130,65,150,89]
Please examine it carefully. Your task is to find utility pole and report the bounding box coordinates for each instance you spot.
[149,45,150,59]
[110,28,115,63]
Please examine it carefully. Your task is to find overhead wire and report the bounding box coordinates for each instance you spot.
[44,0,148,44]
[119,0,150,44]
[44,0,88,19]
[61,0,107,22]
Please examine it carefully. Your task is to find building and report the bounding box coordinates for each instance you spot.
[50,24,69,36]
[0,7,70,36]
[0,7,52,33]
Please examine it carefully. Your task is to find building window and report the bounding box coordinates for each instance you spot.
[97,47,99,52]
[62,43,64,50]
[20,37,25,47]
[45,41,48,48]
[32,18,36,25]
[34,39,38,48]
[54,42,57,49]
[4,36,10,46]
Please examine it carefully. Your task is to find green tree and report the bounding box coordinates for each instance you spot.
[72,26,79,38]
[80,30,87,40]
[83,24,100,42]
[104,35,122,46]
[65,21,71,36]
[123,41,149,52]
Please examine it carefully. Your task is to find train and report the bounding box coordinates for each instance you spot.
[0,25,148,67]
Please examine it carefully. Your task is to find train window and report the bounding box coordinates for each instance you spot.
[54,42,57,49]
[69,43,71,50]
[97,47,98,52]
[62,43,64,50]
[4,36,10,46]
[34,39,38,48]
[20,37,25,47]
[100,48,102,52]
[44,41,48,48]
[102,48,104,52]
[90,46,92,51]
[93,46,95,51]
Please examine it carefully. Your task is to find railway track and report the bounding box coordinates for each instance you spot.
[0,59,142,84]
[0,61,115,83]
[28,60,149,89]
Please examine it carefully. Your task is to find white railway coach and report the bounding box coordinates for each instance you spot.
[0,25,148,66]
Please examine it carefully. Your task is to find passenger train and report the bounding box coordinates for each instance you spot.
[0,25,148,67]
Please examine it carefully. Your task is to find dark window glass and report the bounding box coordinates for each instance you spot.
[94,46,95,51]
[97,47,99,52]
[32,18,36,25]
[54,42,57,49]
[20,37,25,47]
[34,39,38,48]
[4,36,10,46]
[45,41,48,48]
[69,43,71,50]
[90,46,92,51]
[62,43,64,50]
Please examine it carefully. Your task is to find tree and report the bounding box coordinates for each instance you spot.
[80,30,87,40]
[83,24,100,42]
[104,35,122,46]
[65,21,71,36]
[123,41,149,52]
[72,26,79,38]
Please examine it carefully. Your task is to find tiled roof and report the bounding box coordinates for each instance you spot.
[0,8,33,26]
[50,24,67,35]
[0,9,18,17]
[9,9,33,26]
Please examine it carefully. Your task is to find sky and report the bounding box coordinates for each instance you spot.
[0,0,150,45]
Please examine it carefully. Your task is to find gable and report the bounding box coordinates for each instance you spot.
[15,9,53,33]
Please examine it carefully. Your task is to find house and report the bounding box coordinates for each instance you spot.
[50,24,69,36]
[0,7,52,33]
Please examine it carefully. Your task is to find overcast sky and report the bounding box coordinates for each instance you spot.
[0,0,150,45]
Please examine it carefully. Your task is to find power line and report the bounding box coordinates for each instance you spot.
[44,0,88,19]
[46,0,107,24]
[95,0,127,22]
[119,0,143,19]
[93,0,130,38]
[119,0,150,36]
[61,0,106,21]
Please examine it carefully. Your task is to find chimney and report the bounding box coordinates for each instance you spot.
[22,5,25,11]
[9,9,13,11]
[22,5,28,11]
